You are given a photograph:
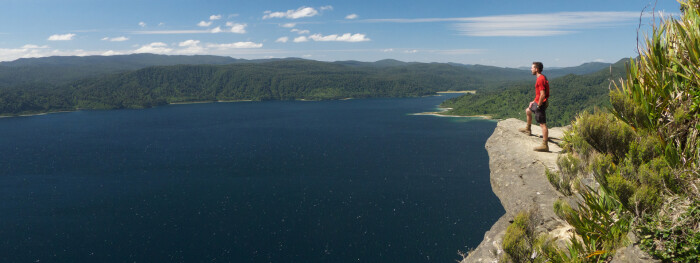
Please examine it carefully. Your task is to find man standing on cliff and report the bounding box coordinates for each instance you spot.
[519,61,550,152]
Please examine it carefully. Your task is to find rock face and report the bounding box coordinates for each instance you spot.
[463,118,568,262]
[463,118,659,263]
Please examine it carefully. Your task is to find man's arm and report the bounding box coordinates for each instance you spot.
[537,90,545,105]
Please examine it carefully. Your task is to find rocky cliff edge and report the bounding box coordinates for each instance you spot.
[462,118,569,262]
[463,118,658,263]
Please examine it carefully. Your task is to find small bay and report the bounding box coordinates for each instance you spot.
[0,94,503,262]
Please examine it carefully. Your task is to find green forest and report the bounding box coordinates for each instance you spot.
[0,55,611,117]
[440,58,627,127]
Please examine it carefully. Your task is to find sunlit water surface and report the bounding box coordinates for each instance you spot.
[0,95,503,262]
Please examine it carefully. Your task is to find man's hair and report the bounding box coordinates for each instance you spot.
[532,62,544,72]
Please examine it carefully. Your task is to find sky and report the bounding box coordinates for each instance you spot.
[0,0,682,68]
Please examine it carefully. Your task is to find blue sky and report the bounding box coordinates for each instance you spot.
[0,0,681,67]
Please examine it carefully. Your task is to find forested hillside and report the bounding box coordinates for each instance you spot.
[440,58,627,126]
[0,54,615,117]
[0,54,242,88]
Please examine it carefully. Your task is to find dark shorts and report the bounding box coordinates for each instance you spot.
[529,101,548,124]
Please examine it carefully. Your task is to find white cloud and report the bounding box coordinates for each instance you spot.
[177,40,205,54]
[282,23,296,28]
[198,21,213,27]
[48,33,76,41]
[276,37,289,43]
[346,14,358,20]
[210,26,223,33]
[133,24,245,34]
[102,36,129,42]
[294,36,309,43]
[134,30,207,34]
[0,44,120,62]
[430,49,484,55]
[139,22,147,27]
[102,50,123,56]
[405,49,418,54]
[362,11,641,37]
[382,48,394,52]
[134,42,173,54]
[291,29,310,35]
[308,33,370,42]
[263,6,319,19]
[206,42,263,49]
[320,6,333,11]
[226,22,247,34]
[210,14,222,20]
[179,40,200,47]
[21,44,48,49]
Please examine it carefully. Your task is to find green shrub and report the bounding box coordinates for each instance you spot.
[561,129,595,160]
[553,199,573,220]
[547,169,572,196]
[610,88,651,130]
[588,152,615,183]
[553,186,632,261]
[637,157,678,193]
[637,163,665,188]
[552,155,582,195]
[558,153,582,177]
[617,157,638,182]
[639,201,700,262]
[548,0,700,261]
[502,211,535,262]
[628,134,664,166]
[606,173,636,210]
[572,111,636,162]
[631,185,662,215]
[649,157,679,193]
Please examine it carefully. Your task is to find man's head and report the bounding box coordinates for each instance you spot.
[531,62,543,75]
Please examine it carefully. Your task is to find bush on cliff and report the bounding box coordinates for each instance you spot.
[540,0,700,261]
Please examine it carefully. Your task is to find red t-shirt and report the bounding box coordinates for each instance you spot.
[534,74,549,103]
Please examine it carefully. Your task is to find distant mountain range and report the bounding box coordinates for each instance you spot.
[0,53,624,118]
[0,54,614,89]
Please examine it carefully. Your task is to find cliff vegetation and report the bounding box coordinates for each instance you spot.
[497,1,700,262]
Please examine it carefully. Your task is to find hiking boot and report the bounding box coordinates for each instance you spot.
[534,142,549,152]
[518,127,531,135]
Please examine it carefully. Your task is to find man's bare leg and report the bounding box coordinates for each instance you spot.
[519,108,533,135]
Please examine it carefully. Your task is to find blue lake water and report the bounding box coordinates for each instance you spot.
[0,95,503,262]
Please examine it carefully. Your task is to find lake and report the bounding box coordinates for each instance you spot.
[0,95,503,262]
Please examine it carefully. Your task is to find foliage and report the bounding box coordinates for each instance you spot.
[638,200,700,262]
[611,0,700,169]
[440,59,627,127]
[547,168,572,196]
[542,1,700,261]
[571,110,636,162]
[554,187,633,262]
[2,58,580,116]
[0,53,240,89]
[501,210,537,263]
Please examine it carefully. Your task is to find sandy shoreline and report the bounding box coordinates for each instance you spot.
[411,112,493,119]
[0,110,75,118]
[0,100,257,119]
[436,90,476,94]
[411,106,493,120]
[167,99,255,104]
